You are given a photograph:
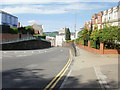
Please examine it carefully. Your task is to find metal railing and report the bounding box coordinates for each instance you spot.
[1,37,36,44]
[1,36,51,44]
[37,37,51,43]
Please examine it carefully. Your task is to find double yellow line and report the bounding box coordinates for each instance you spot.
[43,49,73,89]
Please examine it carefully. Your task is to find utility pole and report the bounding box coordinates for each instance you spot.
[74,12,77,39]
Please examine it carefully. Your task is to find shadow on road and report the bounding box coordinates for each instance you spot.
[2,68,52,89]
[61,76,119,90]
[2,68,119,90]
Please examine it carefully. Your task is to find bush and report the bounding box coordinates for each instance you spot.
[104,42,120,49]
[25,26,34,35]
[9,27,18,34]
[66,40,72,43]
[90,26,119,49]
[0,25,10,33]
[33,34,46,39]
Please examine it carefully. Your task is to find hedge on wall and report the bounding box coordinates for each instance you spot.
[0,25,10,33]
[33,34,46,39]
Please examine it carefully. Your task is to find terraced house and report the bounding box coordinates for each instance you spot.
[84,4,120,30]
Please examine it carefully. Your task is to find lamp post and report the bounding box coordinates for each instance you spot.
[74,12,77,39]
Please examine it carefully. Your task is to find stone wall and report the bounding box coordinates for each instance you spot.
[1,39,51,50]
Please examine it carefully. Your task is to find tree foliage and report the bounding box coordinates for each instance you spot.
[65,28,71,41]
[25,26,34,35]
[9,27,18,34]
[78,28,89,40]
[90,26,120,43]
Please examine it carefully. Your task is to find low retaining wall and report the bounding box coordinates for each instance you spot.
[1,39,51,50]
[103,49,120,54]
[76,44,120,54]
[77,44,101,54]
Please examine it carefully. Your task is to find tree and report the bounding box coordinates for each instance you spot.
[90,26,120,49]
[65,28,71,41]
[25,26,34,35]
[18,27,27,34]
[9,27,18,34]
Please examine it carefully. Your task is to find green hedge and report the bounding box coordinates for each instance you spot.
[0,25,10,33]
[33,34,46,39]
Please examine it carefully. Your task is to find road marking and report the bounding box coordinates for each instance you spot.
[26,64,38,68]
[50,55,72,89]
[43,49,73,89]
[60,50,63,52]
[3,52,6,53]
[94,66,110,90]
[16,55,27,57]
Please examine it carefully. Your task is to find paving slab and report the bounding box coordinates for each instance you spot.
[61,47,119,90]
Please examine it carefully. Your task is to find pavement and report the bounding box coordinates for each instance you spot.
[61,46,119,90]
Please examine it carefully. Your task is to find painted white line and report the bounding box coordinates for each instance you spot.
[94,66,110,90]
[60,50,63,52]
[16,55,27,57]
[60,57,75,88]
[26,64,38,68]
[3,55,13,57]
[3,52,6,53]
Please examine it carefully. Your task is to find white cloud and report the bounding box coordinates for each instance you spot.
[28,20,38,24]
[0,0,119,5]
[1,6,66,14]
[1,3,111,14]
[0,0,80,5]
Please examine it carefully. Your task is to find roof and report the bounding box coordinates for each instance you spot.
[0,10,18,18]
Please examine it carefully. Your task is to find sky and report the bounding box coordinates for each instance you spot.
[0,0,119,32]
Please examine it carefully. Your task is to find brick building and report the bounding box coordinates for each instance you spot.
[84,5,120,31]
[84,20,92,30]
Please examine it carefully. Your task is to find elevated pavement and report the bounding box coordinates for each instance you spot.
[61,46,119,90]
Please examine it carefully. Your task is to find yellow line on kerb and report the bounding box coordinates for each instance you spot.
[43,49,73,90]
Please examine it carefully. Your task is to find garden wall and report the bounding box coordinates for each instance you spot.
[1,39,51,50]
[77,41,120,54]
[0,33,31,40]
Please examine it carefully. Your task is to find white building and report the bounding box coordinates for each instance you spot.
[55,28,75,46]
[102,6,119,27]
[46,36,55,46]
[118,5,120,28]
[0,10,18,27]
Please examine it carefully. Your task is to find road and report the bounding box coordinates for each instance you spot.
[2,47,71,89]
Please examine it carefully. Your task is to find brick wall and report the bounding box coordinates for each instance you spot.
[76,41,120,54]
[0,33,31,40]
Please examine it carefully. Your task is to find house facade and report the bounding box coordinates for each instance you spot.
[84,5,120,31]
[32,24,43,35]
[102,6,119,27]
[0,10,18,28]
[55,28,75,46]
